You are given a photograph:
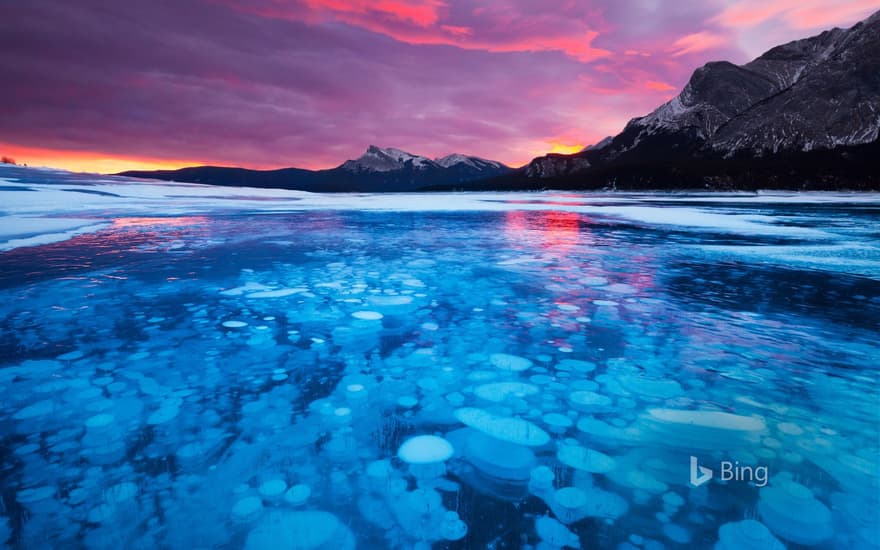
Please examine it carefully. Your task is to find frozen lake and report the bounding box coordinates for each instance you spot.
[1,166,879,549]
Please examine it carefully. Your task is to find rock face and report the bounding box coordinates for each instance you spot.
[514,10,880,190]
[621,12,879,156]
[524,154,591,178]
[122,145,510,192]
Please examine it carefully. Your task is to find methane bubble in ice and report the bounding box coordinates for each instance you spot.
[489,353,533,372]
[244,510,355,550]
[455,429,536,482]
[441,511,468,541]
[232,497,263,522]
[351,311,383,320]
[398,435,454,464]
[542,413,573,433]
[557,442,616,474]
[535,515,581,549]
[643,407,766,449]
[758,479,833,545]
[258,479,287,501]
[556,359,596,373]
[474,381,539,402]
[715,519,786,550]
[569,390,613,412]
[619,375,683,399]
[552,487,588,523]
[283,484,312,507]
[453,407,550,446]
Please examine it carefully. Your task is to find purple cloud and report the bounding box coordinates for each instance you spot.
[0,0,873,170]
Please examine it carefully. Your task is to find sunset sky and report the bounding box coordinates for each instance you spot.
[2,0,878,172]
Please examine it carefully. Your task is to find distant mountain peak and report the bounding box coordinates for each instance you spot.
[342,145,434,172]
[121,145,512,192]
[434,153,505,170]
[339,146,509,175]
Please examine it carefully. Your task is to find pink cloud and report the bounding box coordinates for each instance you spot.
[714,0,879,30]
[671,31,728,56]
[646,80,676,91]
[1,0,873,171]
[302,0,445,26]
[218,0,612,62]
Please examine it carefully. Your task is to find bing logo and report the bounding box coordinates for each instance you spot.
[689,455,768,487]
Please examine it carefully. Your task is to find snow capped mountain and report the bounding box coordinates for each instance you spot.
[614,9,880,157]
[339,145,435,173]
[333,145,511,186]
[582,136,612,152]
[434,153,504,170]
[338,146,508,175]
[514,9,880,189]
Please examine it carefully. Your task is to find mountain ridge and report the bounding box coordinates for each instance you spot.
[121,145,511,192]
[500,10,880,190]
[121,11,880,192]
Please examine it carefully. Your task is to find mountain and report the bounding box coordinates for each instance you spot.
[121,12,878,192]
[493,10,880,191]
[340,145,434,173]
[583,136,613,152]
[120,145,511,192]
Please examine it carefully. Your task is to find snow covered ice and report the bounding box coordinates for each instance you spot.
[0,165,879,548]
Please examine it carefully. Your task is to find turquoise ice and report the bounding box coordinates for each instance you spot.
[0,166,879,548]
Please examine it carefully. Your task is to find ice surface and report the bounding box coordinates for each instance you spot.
[0,164,878,548]
[715,519,785,550]
[3,166,879,254]
[758,478,834,545]
[0,215,108,251]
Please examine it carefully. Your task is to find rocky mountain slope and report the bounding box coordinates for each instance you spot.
[505,10,880,190]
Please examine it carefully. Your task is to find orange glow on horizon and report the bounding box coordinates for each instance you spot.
[3,142,538,173]
[0,143,326,173]
[0,143,213,174]
[2,140,601,175]
[548,142,586,155]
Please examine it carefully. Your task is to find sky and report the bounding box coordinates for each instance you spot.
[1,0,878,172]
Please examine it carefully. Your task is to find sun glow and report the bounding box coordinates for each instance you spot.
[548,142,586,155]
[0,143,205,174]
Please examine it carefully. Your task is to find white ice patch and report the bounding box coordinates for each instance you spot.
[0,216,108,250]
[246,288,304,299]
[595,206,831,238]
